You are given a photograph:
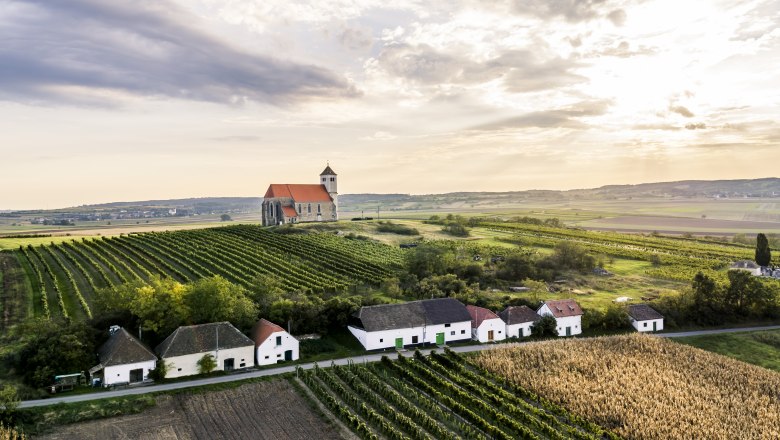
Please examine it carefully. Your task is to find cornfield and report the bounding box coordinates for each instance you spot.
[475,334,780,440]
[0,424,25,440]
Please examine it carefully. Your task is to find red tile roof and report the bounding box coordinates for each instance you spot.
[466,305,500,328]
[282,206,298,218]
[540,299,583,318]
[251,319,286,347]
[264,184,333,202]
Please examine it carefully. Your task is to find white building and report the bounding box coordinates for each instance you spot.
[466,305,506,343]
[89,326,157,387]
[537,299,583,337]
[348,298,472,351]
[252,318,299,366]
[498,305,539,338]
[729,260,762,276]
[156,322,255,379]
[627,304,664,332]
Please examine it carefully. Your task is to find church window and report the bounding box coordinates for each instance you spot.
[317,204,321,213]
[297,204,302,213]
[330,177,335,182]
[322,177,326,182]
[307,204,311,214]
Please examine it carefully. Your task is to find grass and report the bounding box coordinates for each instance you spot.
[0,236,106,251]
[673,329,780,372]
[299,328,366,362]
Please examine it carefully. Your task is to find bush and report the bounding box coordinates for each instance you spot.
[376,221,420,236]
[531,315,558,337]
[442,223,469,237]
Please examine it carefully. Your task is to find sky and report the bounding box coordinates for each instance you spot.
[0,0,778,209]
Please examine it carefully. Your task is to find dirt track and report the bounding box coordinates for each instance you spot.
[36,379,346,440]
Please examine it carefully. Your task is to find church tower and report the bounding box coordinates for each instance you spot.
[320,164,338,219]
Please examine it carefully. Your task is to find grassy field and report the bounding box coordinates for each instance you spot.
[674,329,780,372]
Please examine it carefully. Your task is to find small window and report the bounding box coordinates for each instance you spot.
[308,204,311,213]
[240,363,246,367]
[276,336,282,346]
[277,354,281,357]
[379,338,383,343]
[445,323,451,328]
[643,322,648,328]
[412,335,419,344]
[178,368,182,371]
[461,330,465,334]
[322,177,326,182]
[265,355,270,359]
[450,331,455,336]
[117,373,120,377]
[317,203,321,213]
[330,177,335,182]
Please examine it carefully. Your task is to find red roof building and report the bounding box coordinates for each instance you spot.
[466,305,506,343]
[261,165,339,226]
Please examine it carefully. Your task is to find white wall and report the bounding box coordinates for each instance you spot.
[538,305,582,336]
[474,318,507,343]
[348,321,471,351]
[164,346,254,378]
[630,318,664,332]
[256,331,299,366]
[506,322,534,338]
[103,360,156,386]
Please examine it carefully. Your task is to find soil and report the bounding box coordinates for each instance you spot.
[36,380,346,440]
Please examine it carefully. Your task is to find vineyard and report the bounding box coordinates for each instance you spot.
[7,225,406,320]
[483,222,757,282]
[476,335,780,440]
[298,348,619,440]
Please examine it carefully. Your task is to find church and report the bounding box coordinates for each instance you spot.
[261,165,338,226]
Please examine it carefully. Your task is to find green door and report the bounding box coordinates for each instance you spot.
[566,327,571,336]
[284,350,293,361]
[436,332,445,345]
[395,337,403,349]
[652,322,657,332]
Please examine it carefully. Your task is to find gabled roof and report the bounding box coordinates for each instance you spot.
[251,319,287,347]
[351,298,470,332]
[499,305,540,325]
[466,305,500,328]
[281,206,298,218]
[540,299,583,318]
[156,322,254,358]
[320,165,337,176]
[95,327,157,367]
[264,184,333,202]
[627,304,664,321]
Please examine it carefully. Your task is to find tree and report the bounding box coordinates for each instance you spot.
[247,275,286,315]
[521,278,548,304]
[220,214,232,221]
[602,304,630,330]
[756,233,771,267]
[16,321,99,388]
[197,354,217,374]
[184,276,258,330]
[531,315,557,337]
[725,270,775,317]
[148,360,169,381]
[131,277,189,336]
[407,245,453,279]
[0,385,19,421]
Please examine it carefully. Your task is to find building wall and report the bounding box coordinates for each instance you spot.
[103,360,157,386]
[256,331,299,366]
[505,322,534,338]
[261,197,337,225]
[630,318,664,332]
[164,346,254,378]
[473,318,507,343]
[538,305,582,336]
[348,321,471,351]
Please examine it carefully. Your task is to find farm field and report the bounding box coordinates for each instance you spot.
[5,224,405,321]
[299,348,617,440]
[36,379,346,440]
[476,334,780,440]
[581,215,780,234]
[674,329,780,372]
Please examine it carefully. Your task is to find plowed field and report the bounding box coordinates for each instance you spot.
[37,379,346,440]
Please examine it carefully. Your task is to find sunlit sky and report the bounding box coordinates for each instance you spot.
[1,0,778,209]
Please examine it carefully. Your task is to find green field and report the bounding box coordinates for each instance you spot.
[674,329,780,372]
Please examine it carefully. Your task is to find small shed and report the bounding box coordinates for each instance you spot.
[627,304,664,332]
[89,327,157,387]
[252,319,299,366]
[466,305,506,343]
[537,299,583,337]
[499,305,539,338]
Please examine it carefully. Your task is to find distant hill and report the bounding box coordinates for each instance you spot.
[9,178,780,214]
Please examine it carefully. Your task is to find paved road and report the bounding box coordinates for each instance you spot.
[19,324,780,409]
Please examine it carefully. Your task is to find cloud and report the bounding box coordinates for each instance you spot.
[670,105,695,118]
[472,99,611,131]
[509,0,610,22]
[597,41,656,58]
[0,0,358,106]
[607,9,627,26]
[373,44,585,92]
[684,122,706,130]
[337,26,374,50]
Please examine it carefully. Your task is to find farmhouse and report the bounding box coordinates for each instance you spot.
[261,164,338,226]
[499,305,539,338]
[251,319,299,366]
[730,260,761,276]
[156,322,255,378]
[467,305,506,343]
[627,304,664,332]
[348,298,472,350]
[88,326,157,387]
[537,299,583,337]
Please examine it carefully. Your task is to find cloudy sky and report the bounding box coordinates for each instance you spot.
[1,0,778,209]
